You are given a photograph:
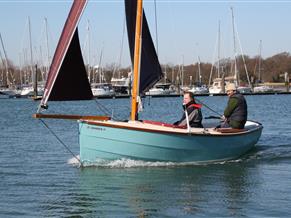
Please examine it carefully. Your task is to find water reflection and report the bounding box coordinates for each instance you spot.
[61,163,260,217]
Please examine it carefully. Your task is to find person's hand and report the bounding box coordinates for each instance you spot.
[221,115,226,121]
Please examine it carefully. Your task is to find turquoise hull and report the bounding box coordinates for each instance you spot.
[79,120,263,164]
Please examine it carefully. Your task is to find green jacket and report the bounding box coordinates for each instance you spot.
[224,93,247,129]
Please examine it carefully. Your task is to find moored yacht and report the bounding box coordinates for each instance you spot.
[20,84,44,97]
[111,74,131,94]
[0,87,18,97]
[209,78,224,94]
[145,82,175,96]
[237,85,252,94]
[91,83,115,97]
[188,84,209,94]
[253,85,274,93]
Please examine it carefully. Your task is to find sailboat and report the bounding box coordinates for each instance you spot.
[253,40,273,93]
[230,7,252,94]
[0,33,18,97]
[188,56,208,94]
[208,21,225,95]
[34,0,263,164]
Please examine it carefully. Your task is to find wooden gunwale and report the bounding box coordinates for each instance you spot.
[80,119,263,137]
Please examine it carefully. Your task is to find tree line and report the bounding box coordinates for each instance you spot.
[1,52,291,87]
[163,52,291,86]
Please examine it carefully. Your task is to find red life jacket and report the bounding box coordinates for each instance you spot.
[189,104,202,109]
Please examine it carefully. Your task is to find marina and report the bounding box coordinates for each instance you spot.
[1,82,291,100]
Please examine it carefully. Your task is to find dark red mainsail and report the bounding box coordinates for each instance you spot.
[125,0,163,95]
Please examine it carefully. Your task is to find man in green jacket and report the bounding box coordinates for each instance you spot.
[221,83,247,129]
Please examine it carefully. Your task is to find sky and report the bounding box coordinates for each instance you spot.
[1,0,291,68]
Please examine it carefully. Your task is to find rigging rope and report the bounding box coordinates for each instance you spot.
[194,98,222,117]
[154,0,159,56]
[39,118,82,166]
[94,99,125,121]
[94,99,111,115]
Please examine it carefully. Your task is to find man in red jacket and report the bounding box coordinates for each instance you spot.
[174,91,203,128]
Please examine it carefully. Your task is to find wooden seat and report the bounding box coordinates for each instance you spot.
[215,128,247,133]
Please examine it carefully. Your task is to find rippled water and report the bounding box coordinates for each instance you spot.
[1,95,291,217]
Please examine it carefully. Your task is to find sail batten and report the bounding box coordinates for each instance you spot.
[125,0,163,95]
[40,0,91,106]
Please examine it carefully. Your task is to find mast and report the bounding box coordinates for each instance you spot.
[208,21,220,87]
[86,19,91,83]
[28,16,34,85]
[18,53,23,86]
[231,7,238,86]
[118,17,126,79]
[130,0,143,121]
[231,7,251,88]
[112,18,125,81]
[0,48,4,84]
[98,46,103,83]
[181,55,184,88]
[44,17,50,79]
[217,20,221,78]
[0,33,10,86]
[154,0,159,56]
[198,56,202,84]
[258,40,262,82]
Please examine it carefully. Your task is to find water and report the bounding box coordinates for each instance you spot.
[1,95,291,217]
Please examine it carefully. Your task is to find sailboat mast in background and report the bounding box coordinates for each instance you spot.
[0,33,10,87]
[231,7,238,86]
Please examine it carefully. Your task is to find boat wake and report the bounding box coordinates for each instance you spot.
[239,143,291,163]
[67,155,82,166]
[67,156,241,168]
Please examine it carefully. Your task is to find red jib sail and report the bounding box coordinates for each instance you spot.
[40,0,92,107]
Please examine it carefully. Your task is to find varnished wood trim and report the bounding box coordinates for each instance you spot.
[33,113,110,121]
